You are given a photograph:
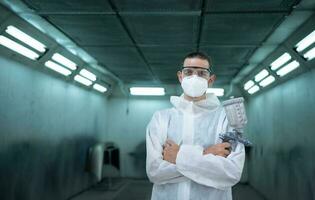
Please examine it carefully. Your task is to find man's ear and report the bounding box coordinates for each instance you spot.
[208,74,216,86]
[177,71,183,83]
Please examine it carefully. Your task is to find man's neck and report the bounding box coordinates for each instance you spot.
[183,94,207,102]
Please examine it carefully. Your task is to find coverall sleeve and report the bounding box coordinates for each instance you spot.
[146,111,187,185]
[175,115,246,190]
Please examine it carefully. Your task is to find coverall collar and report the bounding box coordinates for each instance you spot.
[170,93,221,114]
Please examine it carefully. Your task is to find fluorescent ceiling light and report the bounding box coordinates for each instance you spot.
[248,85,260,95]
[255,69,269,82]
[276,60,300,77]
[303,47,315,61]
[93,83,107,93]
[295,30,315,52]
[130,87,165,96]
[259,75,275,87]
[5,25,46,53]
[52,53,77,70]
[0,35,39,60]
[74,75,92,86]
[244,80,255,90]
[270,53,291,71]
[80,69,96,81]
[206,88,224,97]
[45,60,71,76]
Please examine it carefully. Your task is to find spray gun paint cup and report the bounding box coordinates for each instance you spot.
[220,97,252,151]
[222,97,247,130]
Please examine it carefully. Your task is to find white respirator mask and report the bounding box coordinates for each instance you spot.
[181,75,208,97]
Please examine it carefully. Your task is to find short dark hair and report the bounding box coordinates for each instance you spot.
[183,52,212,67]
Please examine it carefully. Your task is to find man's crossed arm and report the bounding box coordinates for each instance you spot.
[146,111,245,189]
[163,139,232,164]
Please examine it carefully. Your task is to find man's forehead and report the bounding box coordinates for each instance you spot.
[183,58,210,69]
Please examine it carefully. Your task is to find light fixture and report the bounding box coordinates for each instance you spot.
[303,47,315,61]
[5,25,46,53]
[255,69,269,82]
[0,35,39,60]
[44,60,71,76]
[52,53,77,70]
[248,85,260,94]
[80,69,96,81]
[270,53,291,71]
[276,60,300,77]
[295,30,315,52]
[74,75,92,86]
[259,75,275,87]
[244,80,254,90]
[206,88,224,97]
[130,87,165,96]
[93,83,107,93]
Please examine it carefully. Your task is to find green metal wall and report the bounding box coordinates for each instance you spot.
[245,68,315,200]
[105,97,171,178]
[0,54,108,200]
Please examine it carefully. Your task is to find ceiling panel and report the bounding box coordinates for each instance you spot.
[140,46,195,66]
[17,0,300,87]
[201,13,284,45]
[158,78,178,84]
[83,46,149,71]
[122,14,200,45]
[117,72,155,83]
[206,0,299,12]
[200,46,255,65]
[0,6,10,23]
[150,64,181,71]
[213,67,239,76]
[113,0,202,11]
[108,68,154,83]
[153,68,178,78]
[113,67,152,74]
[46,15,132,46]
[22,0,113,12]
[211,65,244,77]
[297,0,315,9]
[213,76,232,85]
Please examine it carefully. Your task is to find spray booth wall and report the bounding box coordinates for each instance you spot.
[245,68,315,200]
[105,97,171,178]
[0,55,108,200]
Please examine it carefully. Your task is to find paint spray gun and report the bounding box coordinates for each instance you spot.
[219,97,252,151]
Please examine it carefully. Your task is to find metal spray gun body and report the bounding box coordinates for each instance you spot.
[219,97,252,151]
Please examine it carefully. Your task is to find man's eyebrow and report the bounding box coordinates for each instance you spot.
[182,66,211,71]
[182,66,209,68]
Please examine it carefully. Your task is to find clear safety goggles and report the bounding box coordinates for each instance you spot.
[181,66,212,79]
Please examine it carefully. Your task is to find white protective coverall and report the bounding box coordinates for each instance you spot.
[146,93,245,200]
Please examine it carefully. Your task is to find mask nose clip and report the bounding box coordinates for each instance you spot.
[189,74,198,78]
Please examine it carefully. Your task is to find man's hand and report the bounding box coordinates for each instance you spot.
[163,140,179,164]
[203,142,231,158]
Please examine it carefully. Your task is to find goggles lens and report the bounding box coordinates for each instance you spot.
[182,67,211,78]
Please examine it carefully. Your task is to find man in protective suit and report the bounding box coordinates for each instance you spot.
[146,52,245,200]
